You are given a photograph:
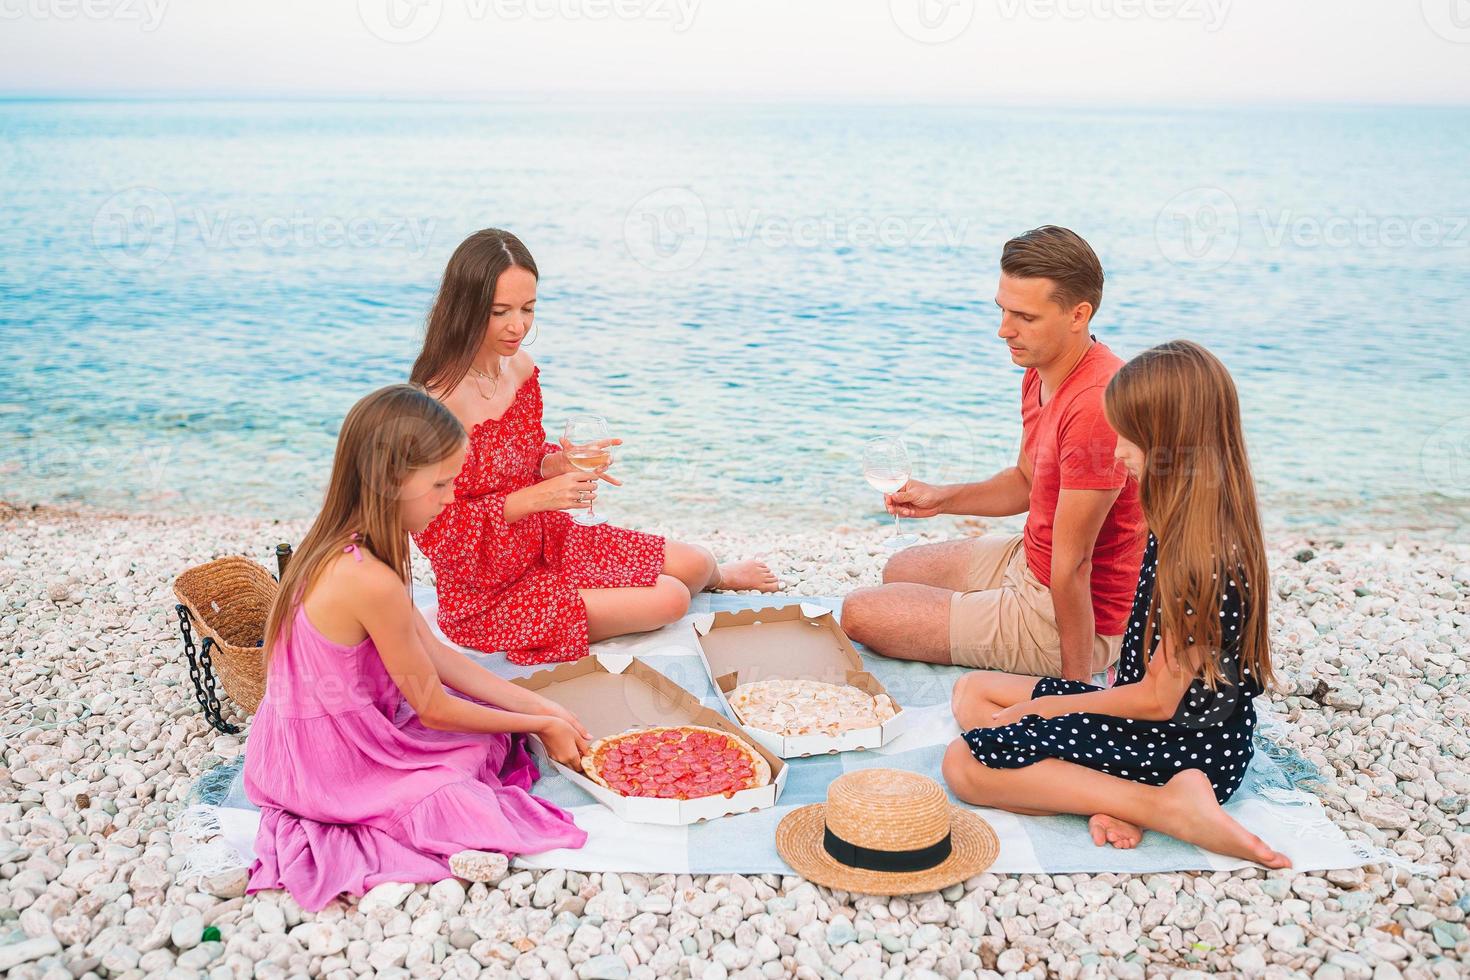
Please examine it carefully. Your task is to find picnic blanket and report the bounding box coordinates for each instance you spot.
[175,589,1407,880]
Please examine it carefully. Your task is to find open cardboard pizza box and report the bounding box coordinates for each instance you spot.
[692,602,912,758]
[510,653,787,826]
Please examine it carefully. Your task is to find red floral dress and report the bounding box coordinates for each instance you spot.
[412,367,666,665]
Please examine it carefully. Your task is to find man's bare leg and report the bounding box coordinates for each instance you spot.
[839,582,954,664]
[881,539,993,590]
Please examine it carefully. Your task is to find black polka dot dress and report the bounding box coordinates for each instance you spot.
[961,533,1260,805]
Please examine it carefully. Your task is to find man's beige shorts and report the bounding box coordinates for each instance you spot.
[949,534,1123,677]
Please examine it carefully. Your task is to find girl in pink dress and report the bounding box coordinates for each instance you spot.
[244,384,589,912]
[409,228,780,666]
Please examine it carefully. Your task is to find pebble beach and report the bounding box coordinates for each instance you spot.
[1,500,1468,979]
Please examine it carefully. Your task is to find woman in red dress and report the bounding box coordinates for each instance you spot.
[409,229,779,666]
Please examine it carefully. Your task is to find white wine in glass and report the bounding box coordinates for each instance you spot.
[566,447,611,471]
[863,436,918,550]
[563,415,611,527]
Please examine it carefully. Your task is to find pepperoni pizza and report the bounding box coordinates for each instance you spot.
[580,725,771,800]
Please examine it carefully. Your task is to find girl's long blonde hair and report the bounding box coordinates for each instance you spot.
[261,384,465,674]
[1104,341,1274,692]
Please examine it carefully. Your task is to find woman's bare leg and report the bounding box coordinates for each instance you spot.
[950,671,1043,730]
[580,575,693,642]
[663,540,779,595]
[940,740,1290,868]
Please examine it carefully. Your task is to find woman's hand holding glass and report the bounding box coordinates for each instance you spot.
[545,436,622,486]
[563,415,615,527]
[522,470,601,514]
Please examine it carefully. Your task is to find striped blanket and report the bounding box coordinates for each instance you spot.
[179,589,1400,878]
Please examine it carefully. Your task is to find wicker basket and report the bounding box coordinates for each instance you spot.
[172,556,277,729]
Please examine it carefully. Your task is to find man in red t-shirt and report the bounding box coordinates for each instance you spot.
[841,227,1146,682]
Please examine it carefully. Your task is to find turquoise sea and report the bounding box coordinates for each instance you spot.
[2,101,1468,536]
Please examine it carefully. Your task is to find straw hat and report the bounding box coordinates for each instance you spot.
[776,768,999,895]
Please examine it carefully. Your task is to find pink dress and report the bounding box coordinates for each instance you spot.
[242,539,586,911]
[412,366,666,665]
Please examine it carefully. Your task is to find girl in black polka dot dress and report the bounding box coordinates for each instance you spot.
[941,341,1290,869]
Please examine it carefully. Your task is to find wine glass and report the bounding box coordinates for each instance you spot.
[863,435,918,550]
[563,415,612,527]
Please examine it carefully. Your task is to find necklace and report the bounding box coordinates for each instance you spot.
[469,356,507,400]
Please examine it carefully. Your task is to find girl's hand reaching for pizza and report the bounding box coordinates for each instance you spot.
[537,717,590,771]
[538,700,590,741]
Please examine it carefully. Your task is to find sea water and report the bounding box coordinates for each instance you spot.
[2,100,1467,537]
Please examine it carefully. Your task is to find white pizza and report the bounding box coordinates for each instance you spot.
[727,678,898,737]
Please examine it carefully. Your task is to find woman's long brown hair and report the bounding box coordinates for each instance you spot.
[409,228,539,396]
[1104,341,1275,692]
[260,384,465,675]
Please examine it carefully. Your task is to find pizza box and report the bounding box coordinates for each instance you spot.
[691,602,912,759]
[509,653,787,826]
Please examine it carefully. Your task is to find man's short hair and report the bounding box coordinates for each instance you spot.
[1001,226,1104,317]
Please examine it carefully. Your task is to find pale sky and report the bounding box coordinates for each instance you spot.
[2,0,1469,104]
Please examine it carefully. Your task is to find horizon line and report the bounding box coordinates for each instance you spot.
[2,93,1469,111]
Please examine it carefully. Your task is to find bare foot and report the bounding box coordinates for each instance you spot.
[715,559,780,593]
[1156,770,1292,869]
[1089,814,1143,849]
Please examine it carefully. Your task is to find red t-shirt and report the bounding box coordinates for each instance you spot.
[1021,338,1146,637]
